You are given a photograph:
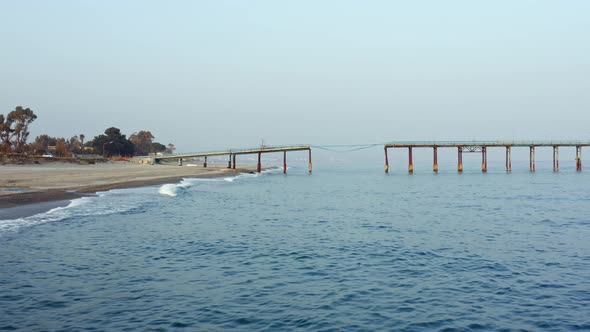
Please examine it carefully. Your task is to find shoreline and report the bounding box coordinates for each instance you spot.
[0,162,261,219]
[0,199,75,220]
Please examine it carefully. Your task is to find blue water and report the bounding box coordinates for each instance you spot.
[1,162,590,331]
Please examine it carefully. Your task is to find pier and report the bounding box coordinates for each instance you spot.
[384,141,589,173]
[152,145,312,174]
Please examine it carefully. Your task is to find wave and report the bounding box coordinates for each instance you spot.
[158,184,178,197]
[0,190,143,235]
[158,167,280,196]
[0,168,281,235]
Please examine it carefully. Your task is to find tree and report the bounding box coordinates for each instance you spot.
[68,135,82,153]
[90,127,135,157]
[79,134,85,147]
[32,134,57,155]
[129,130,154,156]
[0,114,9,153]
[55,138,69,157]
[165,143,176,154]
[3,106,38,153]
[151,142,166,153]
[90,134,109,156]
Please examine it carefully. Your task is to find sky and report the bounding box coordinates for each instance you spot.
[1,0,589,154]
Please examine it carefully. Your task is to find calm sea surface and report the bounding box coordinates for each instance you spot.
[1,161,590,331]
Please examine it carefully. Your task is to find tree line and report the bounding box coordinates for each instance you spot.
[0,106,175,157]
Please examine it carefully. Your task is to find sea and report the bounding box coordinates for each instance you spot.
[1,158,589,331]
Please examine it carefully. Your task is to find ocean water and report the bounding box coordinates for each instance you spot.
[1,161,590,331]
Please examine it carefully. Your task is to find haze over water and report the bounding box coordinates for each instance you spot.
[1,161,589,331]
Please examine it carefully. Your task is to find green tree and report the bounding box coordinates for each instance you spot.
[129,130,154,156]
[0,114,10,153]
[90,127,135,157]
[2,106,38,153]
[151,142,166,153]
[90,134,109,156]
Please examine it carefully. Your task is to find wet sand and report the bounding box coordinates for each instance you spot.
[0,162,255,210]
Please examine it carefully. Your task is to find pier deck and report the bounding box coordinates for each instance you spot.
[153,145,312,173]
[384,141,588,173]
[385,141,590,148]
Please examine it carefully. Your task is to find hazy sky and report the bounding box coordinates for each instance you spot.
[1,1,589,152]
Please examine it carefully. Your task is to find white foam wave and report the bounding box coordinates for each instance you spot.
[158,184,178,197]
[1,168,275,235]
[0,189,149,235]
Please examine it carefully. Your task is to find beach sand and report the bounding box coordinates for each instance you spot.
[0,162,255,210]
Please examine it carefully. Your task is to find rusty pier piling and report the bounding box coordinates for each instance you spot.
[384,141,588,173]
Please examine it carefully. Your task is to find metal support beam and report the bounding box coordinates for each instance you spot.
[384,147,389,173]
[283,151,287,174]
[576,146,582,171]
[408,147,414,173]
[232,154,236,169]
[482,147,487,172]
[228,154,232,168]
[458,147,463,173]
[257,152,262,173]
[553,146,559,172]
[433,147,438,172]
[203,156,208,168]
[308,149,313,174]
[506,146,512,172]
[529,147,535,172]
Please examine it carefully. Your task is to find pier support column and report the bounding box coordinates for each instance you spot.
[308,149,313,174]
[458,148,463,173]
[203,156,208,168]
[178,158,183,166]
[384,147,389,173]
[408,147,413,173]
[482,147,487,173]
[283,151,287,174]
[433,147,438,172]
[232,154,236,169]
[257,152,262,173]
[529,147,535,172]
[553,146,559,172]
[506,146,512,172]
[228,154,232,169]
[576,146,582,171]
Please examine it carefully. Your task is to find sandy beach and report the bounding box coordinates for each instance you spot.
[0,161,254,210]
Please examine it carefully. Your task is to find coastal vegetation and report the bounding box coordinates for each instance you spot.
[0,106,175,158]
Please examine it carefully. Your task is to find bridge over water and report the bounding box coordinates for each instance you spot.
[152,145,312,173]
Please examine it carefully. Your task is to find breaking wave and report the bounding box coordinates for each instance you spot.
[0,168,281,235]
[0,190,143,234]
[158,184,178,197]
[158,167,278,196]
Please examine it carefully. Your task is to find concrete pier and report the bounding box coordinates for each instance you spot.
[153,145,312,174]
